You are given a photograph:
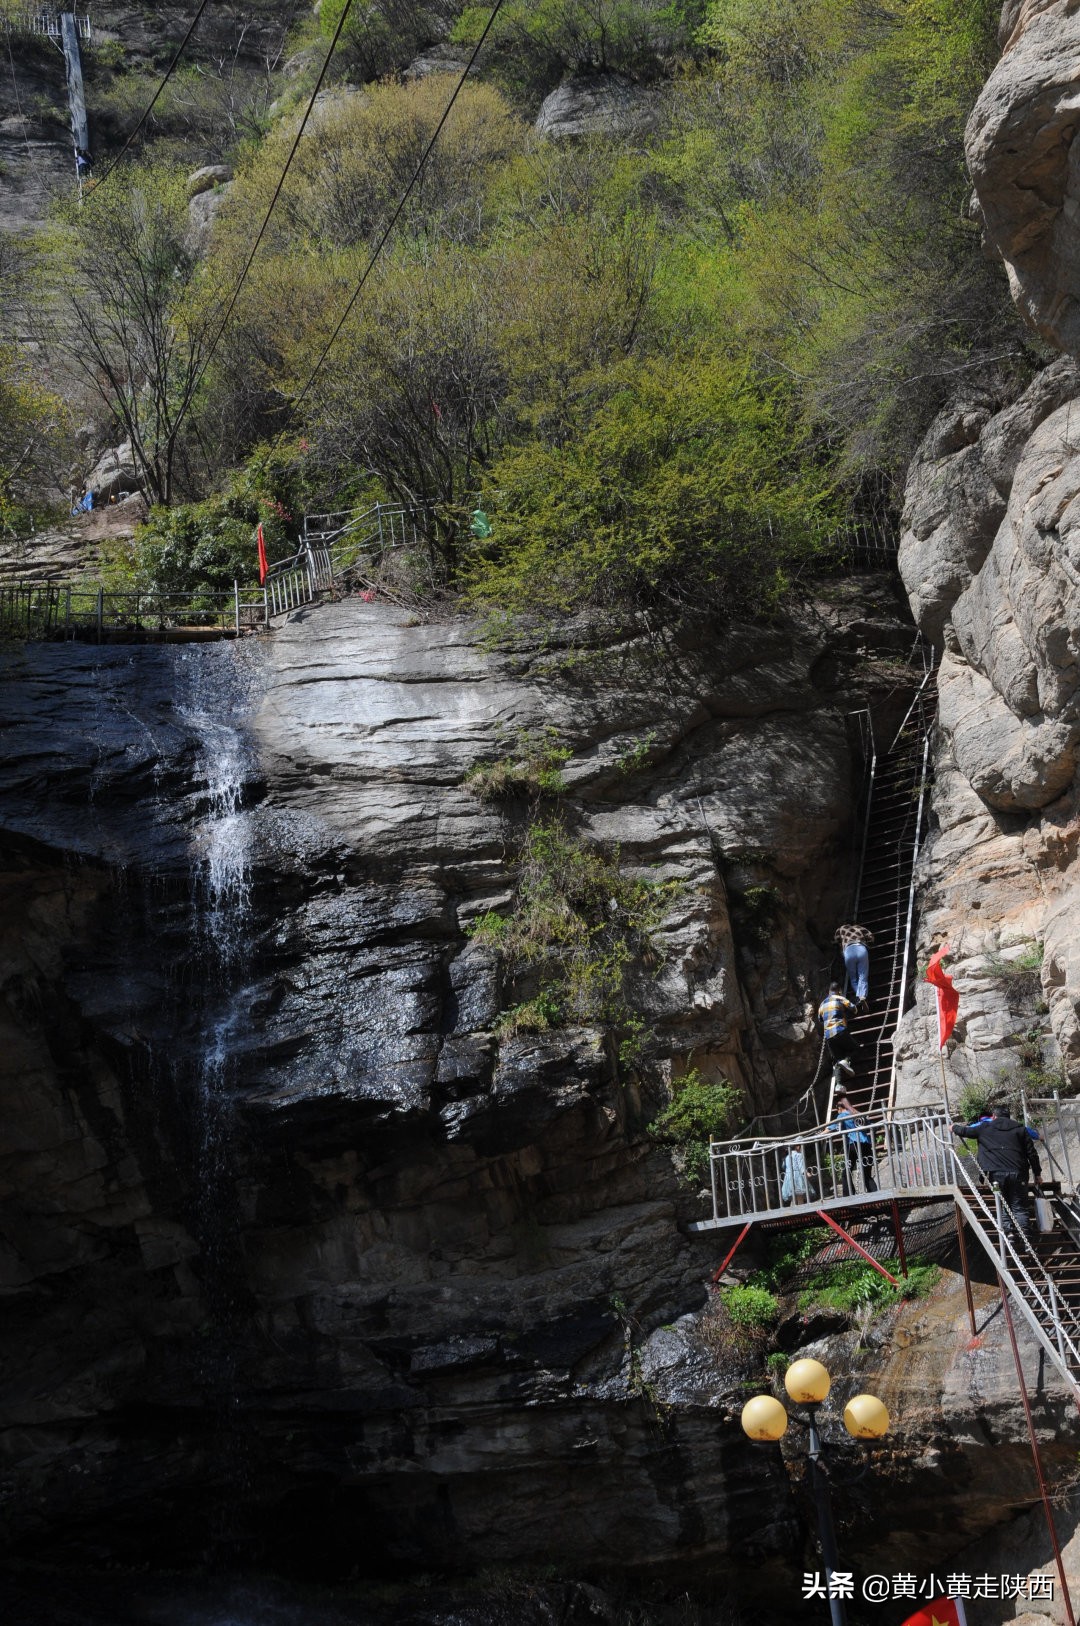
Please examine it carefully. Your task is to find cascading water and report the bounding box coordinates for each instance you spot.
[175,646,260,1548]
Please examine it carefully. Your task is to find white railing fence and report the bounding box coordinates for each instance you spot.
[705,1108,955,1223]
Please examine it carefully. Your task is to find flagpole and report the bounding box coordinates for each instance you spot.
[954,1599,968,1626]
[939,1045,952,1119]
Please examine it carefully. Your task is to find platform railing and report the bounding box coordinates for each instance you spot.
[1022,1094,1080,1196]
[0,580,266,639]
[705,1108,955,1224]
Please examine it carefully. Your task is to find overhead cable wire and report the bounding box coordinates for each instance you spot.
[277,0,508,436]
[90,0,214,189]
[174,0,358,425]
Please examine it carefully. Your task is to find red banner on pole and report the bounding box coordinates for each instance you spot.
[256,522,269,586]
[901,1599,966,1626]
[925,944,959,1050]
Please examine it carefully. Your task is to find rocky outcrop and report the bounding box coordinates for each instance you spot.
[534,75,664,141]
[0,589,921,1583]
[85,438,140,502]
[966,0,1080,355]
[899,359,1080,645]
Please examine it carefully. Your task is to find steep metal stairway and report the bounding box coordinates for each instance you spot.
[953,1182,1080,1400]
[836,658,936,1117]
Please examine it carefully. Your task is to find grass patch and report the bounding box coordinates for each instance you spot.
[796,1258,939,1315]
[465,727,572,802]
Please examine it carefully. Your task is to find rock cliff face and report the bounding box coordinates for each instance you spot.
[966,0,1080,357]
[0,591,921,1588]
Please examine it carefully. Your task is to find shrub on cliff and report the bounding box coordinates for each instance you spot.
[464,351,837,618]
[648,1067,742,1186]
[469,817,679,1056]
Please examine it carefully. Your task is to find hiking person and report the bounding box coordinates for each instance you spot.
[818,981,857,1079]
[781,1143,809,1205]
[830,1092,877,1194]
[950,1104,1042,1236]
[834,922,874,1011]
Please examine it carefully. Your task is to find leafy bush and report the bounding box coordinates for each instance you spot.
[797,1258,939,1314]
[466,352,837,620]
[720,1284,780,1328]
[953,1081,995,1128]
[453,0,706,93]
[132,444,308,593]
[648,1067,742,1185]
[321,0,460,84]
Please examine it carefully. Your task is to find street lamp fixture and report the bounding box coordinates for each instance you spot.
[740,1359,889,1626]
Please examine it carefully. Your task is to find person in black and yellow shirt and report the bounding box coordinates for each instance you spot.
[818,981,857,1076]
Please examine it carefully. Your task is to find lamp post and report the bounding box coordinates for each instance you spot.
[741,1358,889,1626]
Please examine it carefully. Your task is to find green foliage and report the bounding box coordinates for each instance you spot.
[453,0,706,92]
[495,991,564,1036]
[465,728,572,800]
[466,352,837,619]
[16,0,1026,631]
[730,883,781,952]
[320,0,457,84]
[954,1081,995,1127]
[648,1067,742,1185]
[719,1284,780,1329]
[752,1226,831,1289]
[49,164,218,506]
[469,817,679,1048]
[615,732,657,775]
[130,443,307,592]
[765,1351,789,1376]
[797,1258,939,1314]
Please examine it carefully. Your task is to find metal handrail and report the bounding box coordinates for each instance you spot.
[701,1108,956,1224]
[927,1126,1080,1391]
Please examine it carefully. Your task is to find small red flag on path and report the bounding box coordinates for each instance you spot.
[256,522,269,585]
[925,944,959,1050]
[901,1598,968,1626]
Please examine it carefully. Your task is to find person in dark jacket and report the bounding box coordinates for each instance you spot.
[950,1105,1041,1236]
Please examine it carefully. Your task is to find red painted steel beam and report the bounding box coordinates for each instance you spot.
[711,1222,752,1284]
[815,1209,900,1285]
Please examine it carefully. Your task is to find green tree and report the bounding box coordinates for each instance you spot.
[51,165,219,505]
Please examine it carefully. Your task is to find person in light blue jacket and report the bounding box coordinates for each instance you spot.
[830,1094,878,1193]
[781,1143,809,1204]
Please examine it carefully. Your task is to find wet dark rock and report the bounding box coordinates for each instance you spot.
[4,589,1038,1597]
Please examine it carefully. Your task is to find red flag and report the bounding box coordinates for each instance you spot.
[925,944,959,1050]
[256,522,269,585]
[901,1599,966,1626]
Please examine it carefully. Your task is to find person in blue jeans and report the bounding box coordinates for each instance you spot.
[834,922,874,1011]
[830,1092,877,1193]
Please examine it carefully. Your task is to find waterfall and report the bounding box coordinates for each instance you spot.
[175,646,260,1544]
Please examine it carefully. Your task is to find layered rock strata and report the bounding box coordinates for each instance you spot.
[0,593,913,1578]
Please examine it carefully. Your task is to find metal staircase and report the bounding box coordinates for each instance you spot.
[835,657,936,1117]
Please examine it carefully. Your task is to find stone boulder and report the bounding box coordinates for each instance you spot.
[185,163,232,198]
[966,0,1080,355]
[85,439,140,502]
[188,180,233,238]
[899,358,1080,645]
[535,74,664,140]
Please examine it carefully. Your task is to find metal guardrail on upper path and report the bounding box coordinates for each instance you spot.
[0,502,432,642]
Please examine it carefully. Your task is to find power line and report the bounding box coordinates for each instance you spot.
[191,0,361,395]
[278,0,507,435]
[178,0,504,451]
[90,0,214,189]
